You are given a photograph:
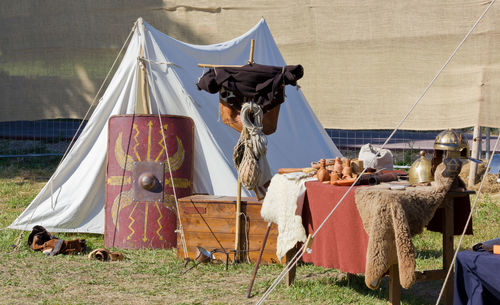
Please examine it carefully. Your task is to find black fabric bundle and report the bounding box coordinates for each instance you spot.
[27,225,56,248]
[196,63,303,112]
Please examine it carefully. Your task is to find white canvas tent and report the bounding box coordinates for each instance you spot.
[9,18,340,234]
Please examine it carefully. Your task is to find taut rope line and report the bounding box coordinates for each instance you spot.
[435,136,499,305]
[256,1,496,303]
[141,20,189,259]
[9,21,138,246]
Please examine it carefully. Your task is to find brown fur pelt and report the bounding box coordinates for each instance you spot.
[34,238,87,255]
[27,225,86,255]
[355,163,455,289]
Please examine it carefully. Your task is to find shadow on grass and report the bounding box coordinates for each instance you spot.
[287,271,441,305]
[416,249,442,259]
[335,273,441,305]
[0,156,60,179]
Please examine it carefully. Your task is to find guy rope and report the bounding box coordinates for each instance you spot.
[140,18,189,259]
[435,136,499,305]
[10,21,139,250]
[256,1,497,303]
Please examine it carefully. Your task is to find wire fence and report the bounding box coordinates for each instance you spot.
[0,120,84,158]
[0,120,495,167]
[326,129,456,166]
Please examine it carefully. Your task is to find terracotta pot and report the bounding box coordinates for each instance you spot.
[342,166,353,179]
[316,159,329,182]
[330,171,341,183]
[333,157,343,175]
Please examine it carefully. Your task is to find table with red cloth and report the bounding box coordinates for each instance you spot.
[299,181,473,274]
[300,182,368,273]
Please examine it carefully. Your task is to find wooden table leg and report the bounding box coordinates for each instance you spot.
[389,264,401,305]
[286,245,298,286]
[443,197,454,305]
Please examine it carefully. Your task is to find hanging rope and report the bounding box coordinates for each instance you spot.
[233,102,271,190]
[256,1,496,302]
[141,21,189,259]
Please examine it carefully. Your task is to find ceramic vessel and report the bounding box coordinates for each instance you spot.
[330,171,341,183]
[342,159,353,179]
[333,157,343,175]
[317,159,329,182]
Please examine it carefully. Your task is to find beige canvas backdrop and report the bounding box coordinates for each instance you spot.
[1,0,499,130]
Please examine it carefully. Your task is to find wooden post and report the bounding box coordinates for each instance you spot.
[235,178,243,262]
[485,127,490,160]
[285,245,298,287]
[247,222,273,298]
[198,39,255,68]
[248,39,255,63]
[138,47,151,114]
[196,40,257,263]
[468,125,481,187]
[442,194,455,305]
[389,264,401,305]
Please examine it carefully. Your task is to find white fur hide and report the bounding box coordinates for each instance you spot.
[261,173,314,261]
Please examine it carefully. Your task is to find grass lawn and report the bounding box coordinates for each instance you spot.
[0,157,498,305]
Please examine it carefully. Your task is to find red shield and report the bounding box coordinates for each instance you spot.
[105,115,194,249]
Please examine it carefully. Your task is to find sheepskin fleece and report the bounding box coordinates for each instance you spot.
[355,163,455,289]
[261,173,314,261]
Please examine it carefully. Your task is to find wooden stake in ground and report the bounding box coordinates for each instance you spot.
[246,222,272,298]
[234,178,243,262]
[469,125,481,187]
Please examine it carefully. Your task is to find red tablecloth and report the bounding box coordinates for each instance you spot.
[300,181,368,274]
[299,181,472,274]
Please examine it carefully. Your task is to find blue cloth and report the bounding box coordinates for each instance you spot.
[454,250,500,305]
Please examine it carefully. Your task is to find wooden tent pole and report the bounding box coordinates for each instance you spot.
[235,177,242,262]
[197,64,243,68]
[139,47,152,114]
[198,39,255,69]
[485,127,490,160]
[248,39,255,63]
[196,39,256,263]
[469,124,481,187]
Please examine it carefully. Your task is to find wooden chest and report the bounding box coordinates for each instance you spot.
[177,195,279,264]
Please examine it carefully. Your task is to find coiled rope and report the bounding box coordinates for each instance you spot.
[233,102,271,190]
[256,1,496,303]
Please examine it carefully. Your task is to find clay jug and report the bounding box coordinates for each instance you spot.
[342,159,353,179]
[330,171,341,184]
[317,159,329,182]
[333,157,343,175]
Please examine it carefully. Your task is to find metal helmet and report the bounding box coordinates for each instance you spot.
[434,129,470,158]
[459,135,470,158]
[409,151,434,184]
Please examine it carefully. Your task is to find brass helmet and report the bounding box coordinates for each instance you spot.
[409,151,434,184]
[434,129,470,158]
